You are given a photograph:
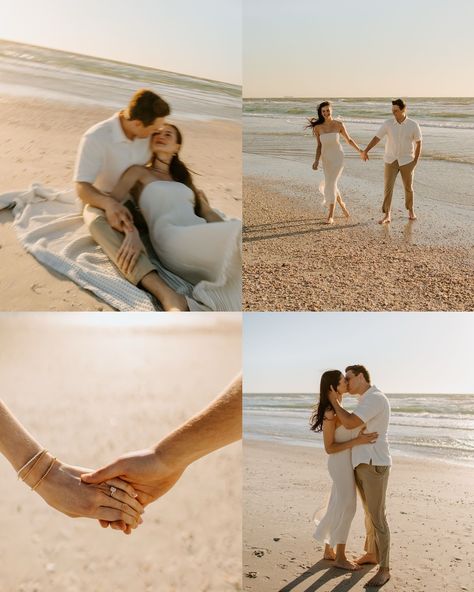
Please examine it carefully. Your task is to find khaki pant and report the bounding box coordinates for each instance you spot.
[383,159,416,213]
[354,463,391,568]
[83,203,156,286]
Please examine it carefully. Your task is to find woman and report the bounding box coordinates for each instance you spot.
[0,399,143,534]
[310,370,378,570]
[111,124,241,312]
[308,101,363,224]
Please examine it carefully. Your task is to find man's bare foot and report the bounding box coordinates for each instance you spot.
[408,209,417,220]
[334,558,361,571]
[340,202,350,218]
[378,215,391,225]
[356,553,378,565]
[323,548,336,560]
[365,567,390,587]
[325,217,334,225]
[161,292,189,312]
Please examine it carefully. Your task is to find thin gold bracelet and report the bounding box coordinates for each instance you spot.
[18,449,47,481]
[31,457,57,492]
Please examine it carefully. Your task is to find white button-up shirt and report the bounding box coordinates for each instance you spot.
[375,117,422,166]
[351,385,392,468]
[73,113,151,193]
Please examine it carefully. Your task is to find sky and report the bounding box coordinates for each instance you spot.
[243,0,474,97]
[243,313,474,394]
[0,0,241,84]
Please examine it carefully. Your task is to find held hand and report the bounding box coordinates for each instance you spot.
[105,200,134,232]
[312,160,319,171]
[360,150,369,162]
[81,448,186,512]
[117,228,144,275]
[34,461,144,534]
[356,428,378,444]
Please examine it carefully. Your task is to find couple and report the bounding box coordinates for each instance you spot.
[310,365,391,588]
[75,88,241,312]
[309,99,422,225]
[0,375,241,534]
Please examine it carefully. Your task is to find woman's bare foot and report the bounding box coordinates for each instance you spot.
[408,209,417,220]
[325,217,334,225]
[340,202,350,218]
[334,558,361,571]
[356,552,378,565]
[365,567,391,587]
[378,214,391,225]
[323,547,336,560]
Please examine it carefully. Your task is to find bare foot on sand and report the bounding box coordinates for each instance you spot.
[365,567,391,587]
[340,202,350,218]
[378,215,391,225]
[356,553,378,565]
[323,548,336,560]
[334,558,361,571]
[408,209,417,220]
[325,217,334,225]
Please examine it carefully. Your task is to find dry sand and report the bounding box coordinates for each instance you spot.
[243,177,474,311]
[243,440,474,592]
[0,95,241,311]
[0,314,242,592]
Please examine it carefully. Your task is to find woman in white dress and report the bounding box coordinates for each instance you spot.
[308,101,363,224]
[310,370,378,570]
[110,124,241,312]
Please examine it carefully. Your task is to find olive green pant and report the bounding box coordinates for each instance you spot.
[83,204,156,286]
[354,463,391,568]
[383,159,416,213]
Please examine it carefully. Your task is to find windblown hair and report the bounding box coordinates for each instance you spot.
[345,364,371,384]
[126,89,171,126]
[391,98,406,110]
[309,370,343,432]
[306,100,331,131]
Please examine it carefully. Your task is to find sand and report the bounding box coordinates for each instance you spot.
[243,172,474,311]
[0,95,241,311]
[243,439,474,592]
[0,314,242,592]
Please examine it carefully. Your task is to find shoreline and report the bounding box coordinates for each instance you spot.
[243,439,474,592]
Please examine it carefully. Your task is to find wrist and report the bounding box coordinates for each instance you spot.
[153,436,193,473]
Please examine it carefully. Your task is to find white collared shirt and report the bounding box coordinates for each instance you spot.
[351,385,392,468]
[73,113,151,192]
[375,117,422,166]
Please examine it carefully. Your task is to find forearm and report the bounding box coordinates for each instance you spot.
[414,142,422,162]
[365,136,380,153]
[326,439,358,454]
[314,145,321,162]
[76,182,116,210]
[201,205,224,223]
[0,400,42,472]
[331,399,359,429]
[153,375,242,469]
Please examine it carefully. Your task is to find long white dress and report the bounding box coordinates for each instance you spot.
[313,425,357,547]
[139,180,241,311]
[319,132,344,205]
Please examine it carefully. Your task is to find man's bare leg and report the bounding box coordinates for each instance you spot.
[365,567,391,587]
[356,552,378,565]
[140,271,188,311]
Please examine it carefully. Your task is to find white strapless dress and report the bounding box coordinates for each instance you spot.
[319,132,344,205]
[139,180,241,311]
[313,425,357,546]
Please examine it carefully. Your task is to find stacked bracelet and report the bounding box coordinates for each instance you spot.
[31,457,57,491]
[17,449,47,481]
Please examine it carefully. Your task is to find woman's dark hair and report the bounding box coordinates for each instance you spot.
[309,370,343,432]
[126,89,171,126]
[306,101,331,131]
[391,98,406,110]
[148,124,203,215]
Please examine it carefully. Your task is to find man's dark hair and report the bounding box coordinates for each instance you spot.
[391,98,406,110]
[345,365,371,384]
[126,89,170,126]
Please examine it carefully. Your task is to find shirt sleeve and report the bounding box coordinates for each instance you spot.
[353,393,386,423]
[73,134,105,184]
[375,121,388,139]
[413,122,422,141]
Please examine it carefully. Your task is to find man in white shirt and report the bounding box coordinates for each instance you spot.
[329,364,391,588]
[361,99,422,224]
[74,88,188,311]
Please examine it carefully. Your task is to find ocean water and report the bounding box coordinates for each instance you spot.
[244,392,474,466]
[0,39,241,121]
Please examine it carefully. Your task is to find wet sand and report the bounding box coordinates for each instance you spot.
[243,439,474,592]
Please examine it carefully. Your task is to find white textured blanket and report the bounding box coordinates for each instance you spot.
[0,184,200,311]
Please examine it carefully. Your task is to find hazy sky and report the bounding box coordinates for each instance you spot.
[243,0,474,97]
[244,313,474,394]
[0,0,241,84]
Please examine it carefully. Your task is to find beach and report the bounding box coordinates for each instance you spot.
[243,439,474,592]
[243,99,474,311]
[0,41,241,311]
[0,314,242,592]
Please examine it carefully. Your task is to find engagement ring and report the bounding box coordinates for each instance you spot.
[109,486,117,496]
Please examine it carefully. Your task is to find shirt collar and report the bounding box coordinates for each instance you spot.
[360,384,378,399]
[111,112,133,144]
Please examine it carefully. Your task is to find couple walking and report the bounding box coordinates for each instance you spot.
[309,99,422,225]
[310,365,391,588]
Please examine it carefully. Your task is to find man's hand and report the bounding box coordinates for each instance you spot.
[312,160,319,170]
[117,228,144,275]
[104,200,134,232]
[360,150,369,162]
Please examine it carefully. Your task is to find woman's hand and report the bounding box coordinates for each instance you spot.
[312,160,319,170]
[117,227,144,275]
[32,459,145,534]
[355,428,378,446]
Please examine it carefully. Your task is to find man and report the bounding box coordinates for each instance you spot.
[361,99,422,224]
[329,365,391,588]
[74,88,188,311]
